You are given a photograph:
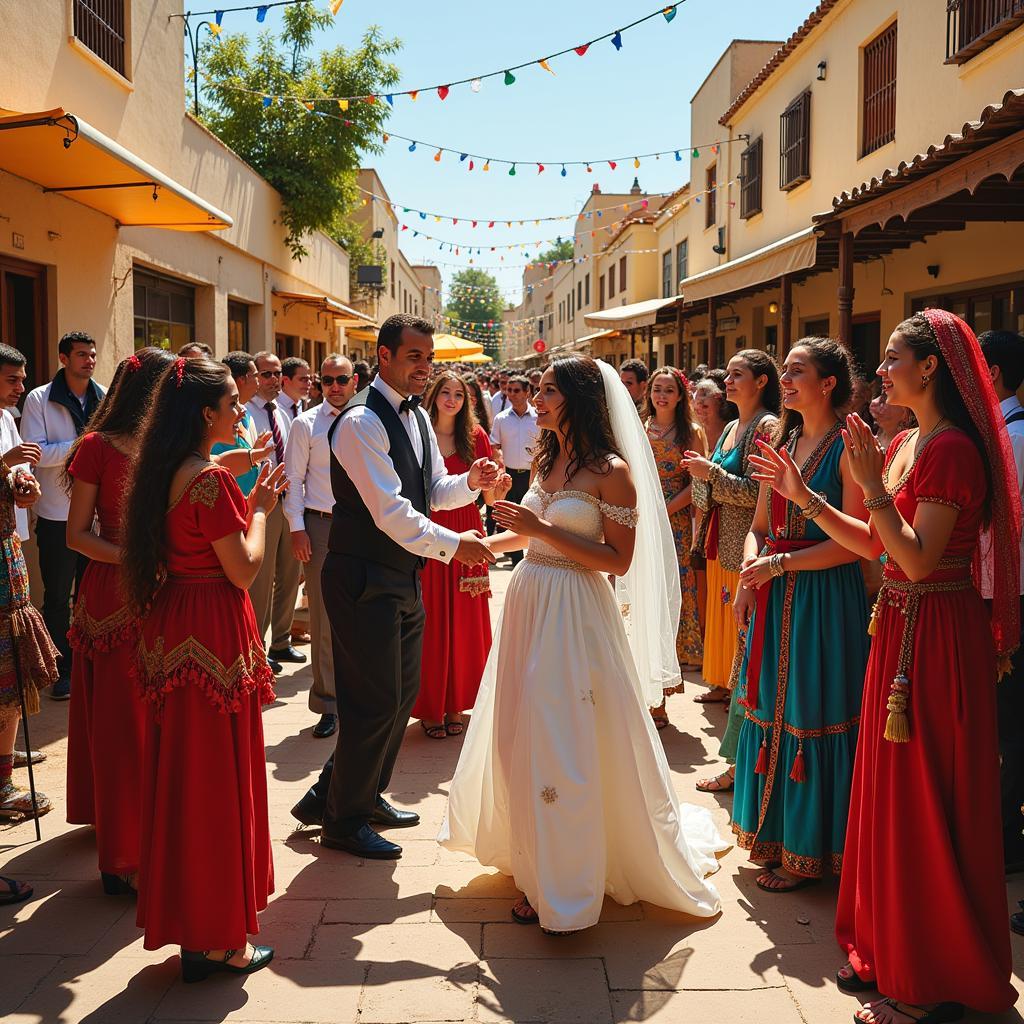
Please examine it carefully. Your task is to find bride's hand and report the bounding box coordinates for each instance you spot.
[492,500,544,538]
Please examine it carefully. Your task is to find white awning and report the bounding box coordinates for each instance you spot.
[583,296,679,331]
[679,227,818,304]
[272,290,375,326]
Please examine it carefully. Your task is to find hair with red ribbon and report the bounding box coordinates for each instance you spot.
[174,357,186,388]
[125,354,142,373]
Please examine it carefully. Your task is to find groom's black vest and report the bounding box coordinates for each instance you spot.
[327,385,432,572]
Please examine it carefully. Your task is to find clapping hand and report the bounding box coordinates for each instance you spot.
[248,462,288,518]
[250,431,275,465]
[680,450,713,481]
[492,472,513,501]
[2,442,41,468]
[468,458,500,492]
[749,440,808,505]
[842,414,886,495]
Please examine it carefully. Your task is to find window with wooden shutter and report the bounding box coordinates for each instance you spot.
[740,137,763,218]
[946,0,1024,64]
[619,256,627,292]
[779,90,812,191]
[662,251,673,298]
[73,0,127,77]
[676,240,688,287]
[862,22,897,156]
[705,165,717,228]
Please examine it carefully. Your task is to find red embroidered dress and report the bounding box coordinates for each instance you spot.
[836,429,1016,1012]
[135,465,274,952]
[412,426,493,723]
[66,432,144,875]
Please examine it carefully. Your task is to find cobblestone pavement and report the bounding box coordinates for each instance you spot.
[2,563,1022,1022]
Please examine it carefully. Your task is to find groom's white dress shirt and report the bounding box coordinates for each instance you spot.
[330,376,478,564]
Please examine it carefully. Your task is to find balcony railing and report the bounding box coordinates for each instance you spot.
[946,0,1024,64]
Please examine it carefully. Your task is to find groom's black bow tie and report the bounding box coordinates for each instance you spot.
[399,395,421,414]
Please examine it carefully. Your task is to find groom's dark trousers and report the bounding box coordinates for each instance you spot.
[316,555,425,838]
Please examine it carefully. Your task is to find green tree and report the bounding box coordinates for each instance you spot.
[444,269,505,359]
[200,2,401,258]
[535,237,575,264]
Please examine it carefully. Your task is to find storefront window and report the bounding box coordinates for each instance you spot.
[133,269,195,351]
[912,283,1023,336]
[228,300,250,351]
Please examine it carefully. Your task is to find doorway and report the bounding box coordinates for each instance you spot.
[851,315,881,379]
[0,256,48,393]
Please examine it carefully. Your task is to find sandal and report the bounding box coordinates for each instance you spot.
[693,688,729,704]
[0,875,34,906]
[511,895,538,925]
[755,868,817,893]
[853,998,963,1024]
[0,781,51,820]
[696,768,735,793]
[181,944,275,984]
[13,749,46,769]
[444,717,464,737]
[420,721,447,740]
[836,961,875,993]
[650,712,669,731]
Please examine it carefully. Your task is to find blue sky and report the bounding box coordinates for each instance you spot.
[212,0,815,303]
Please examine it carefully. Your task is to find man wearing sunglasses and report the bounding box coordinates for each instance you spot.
[284,355,358,738]
[247,351,305,673]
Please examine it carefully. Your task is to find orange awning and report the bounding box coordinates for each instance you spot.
[272,290,375,327]
[0,107,232,231]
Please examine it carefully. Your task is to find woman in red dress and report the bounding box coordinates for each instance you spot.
[413,370,509,738]
[751,310,1019,1022]
[121,357,287,983]
[64,348,173,894]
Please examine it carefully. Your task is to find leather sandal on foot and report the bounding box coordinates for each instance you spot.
[0,876,33,906]
[511,896,538,925]
[696,770,734,793]
[444,717,464,736]
[0,781,51,820]
[181,945,274,983]
[836,962,874,993]
[853,999,963,1024]
[420,721,447,740]
[693,689,728,704]
[755,869,817,893]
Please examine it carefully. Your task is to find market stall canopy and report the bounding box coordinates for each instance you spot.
[0,108,232,231]
[432,334,485,361]
[462,351,493,364]
[679,227,818,304]
[583,296,679,331]
[272,290,375,327]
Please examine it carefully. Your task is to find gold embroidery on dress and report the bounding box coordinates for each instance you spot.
[138,635,266,692]
[189,472,221,510]
[458,576,492,598]
[540,786,558,804]
[599,501,639,528]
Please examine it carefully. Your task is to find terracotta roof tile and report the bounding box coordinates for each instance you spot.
[719,1,840,126]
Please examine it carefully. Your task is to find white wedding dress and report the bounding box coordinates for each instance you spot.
[439,479,728,933]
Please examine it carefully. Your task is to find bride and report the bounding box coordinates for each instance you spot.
[439,356,727,934]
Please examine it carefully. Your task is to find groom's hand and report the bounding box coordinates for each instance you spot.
[454,529,496,566]
[467,458,500,492]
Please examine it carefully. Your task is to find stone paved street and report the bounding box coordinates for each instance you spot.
[2,563,1023,1023]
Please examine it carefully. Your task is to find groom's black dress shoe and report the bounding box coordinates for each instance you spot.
[321,824,402,859]
[269,645,307,664]
[290,790,325,827]
[312,714,337,738]
[370,797,420,829]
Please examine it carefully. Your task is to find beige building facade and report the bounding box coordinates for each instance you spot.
[0,0,370,387]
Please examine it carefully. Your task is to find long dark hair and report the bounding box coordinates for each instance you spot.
[462,373,492,433]
[643,367,694,451]
[777,336,854,442]
[423,370,478,465]
[62,347,175,492]
[121,358,232,614]
[533,355,621,483]
[895,312,993,523]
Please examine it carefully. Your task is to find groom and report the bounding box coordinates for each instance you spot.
[292,314,498,859]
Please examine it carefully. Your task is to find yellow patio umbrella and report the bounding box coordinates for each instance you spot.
[432,333,484,361]
[462,352,493,364]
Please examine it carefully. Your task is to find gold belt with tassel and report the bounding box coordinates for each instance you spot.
[869,558,972,743]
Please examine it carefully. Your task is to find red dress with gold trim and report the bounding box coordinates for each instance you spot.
[66,432,144,875]
[412,426,493,722]
[135,465,275,952]
[836,430,1016,1012]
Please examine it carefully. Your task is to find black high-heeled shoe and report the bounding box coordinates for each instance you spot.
[180,945,274,983]
[101,872,137,896]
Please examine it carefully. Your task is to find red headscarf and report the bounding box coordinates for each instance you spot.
[923,308,1021,665]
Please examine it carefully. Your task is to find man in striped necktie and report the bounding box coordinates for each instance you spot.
[246,351,305,674]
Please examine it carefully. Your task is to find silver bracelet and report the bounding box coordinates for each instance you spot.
[799,491,827,520]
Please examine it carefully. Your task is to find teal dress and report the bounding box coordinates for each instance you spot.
[211,409,259,495]
[731,427,868,878]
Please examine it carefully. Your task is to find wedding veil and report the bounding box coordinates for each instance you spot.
[596,359,682,708]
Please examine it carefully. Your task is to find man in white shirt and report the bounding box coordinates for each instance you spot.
[286,354,357,740]
[280,356,312,422]
[246,351,304,673]
[290,314,498,860]
[20,331,105,700]
[490,370,511,417]
[490,375,539,566]
[979,329,1024,872]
